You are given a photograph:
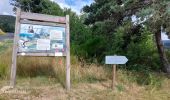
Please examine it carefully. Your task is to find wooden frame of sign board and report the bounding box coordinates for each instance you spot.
[10,8,71,90]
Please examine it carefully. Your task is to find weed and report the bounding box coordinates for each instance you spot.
[116,84,124,92]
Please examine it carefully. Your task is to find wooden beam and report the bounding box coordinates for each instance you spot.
[66,15,70,90]
[20,20,66,27]
[20,12,66,23]
[17,52,66,57]
[10,8,21,87]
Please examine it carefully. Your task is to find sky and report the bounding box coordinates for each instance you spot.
[0,0,93,16]
[0,0,14,15]
[52,0,93,14]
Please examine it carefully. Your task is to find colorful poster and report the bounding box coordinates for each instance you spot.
[18,24,66,53]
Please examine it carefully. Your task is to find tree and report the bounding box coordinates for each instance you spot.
[0,15,15,32]
[127,0,170,73]
[143,0,170,73]
[83,0,170,73]
[10,0,63,15]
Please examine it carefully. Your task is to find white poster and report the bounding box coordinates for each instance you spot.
[55,52,63,56]
[37,39,51,50]
[50,30,63,40]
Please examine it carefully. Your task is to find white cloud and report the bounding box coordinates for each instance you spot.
[0,0,14,16]
[50,0,55,2]
[54,0,93,15]
[2,12,10,15]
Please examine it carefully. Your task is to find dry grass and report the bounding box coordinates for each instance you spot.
[0,75,170,100]
[0,46,170,100]
[0,48,108,85]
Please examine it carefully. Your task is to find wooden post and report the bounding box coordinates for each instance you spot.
[66,15,70,90]
[112,64,116,90]
[10,8,21,87]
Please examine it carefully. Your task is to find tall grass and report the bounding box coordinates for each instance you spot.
[0,42,170,100]
[0,41,167,90]
[0,48,108,86]
[0,48,12,79]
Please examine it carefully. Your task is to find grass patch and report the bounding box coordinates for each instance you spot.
[0,40,13,53]
[0,40,170,99]
[0,47,108,85]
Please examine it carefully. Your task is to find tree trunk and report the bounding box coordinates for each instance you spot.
[155,30,170,73]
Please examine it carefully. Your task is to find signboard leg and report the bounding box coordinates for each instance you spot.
[10,8,21,87]
[66,15,70,90]
[112,64,116,90]
[10,52,17,87]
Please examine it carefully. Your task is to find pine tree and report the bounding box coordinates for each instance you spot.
[83,0,170,73]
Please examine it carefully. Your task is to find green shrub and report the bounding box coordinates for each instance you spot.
[116,84,125,92]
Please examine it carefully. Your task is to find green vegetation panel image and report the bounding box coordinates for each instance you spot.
[18,24,66,55]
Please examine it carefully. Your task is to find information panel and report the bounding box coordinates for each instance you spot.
[18,24,66,55]
[10,9,70,90]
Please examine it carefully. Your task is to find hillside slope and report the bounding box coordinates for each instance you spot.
[0,29,5,35]
[0,15,15,32]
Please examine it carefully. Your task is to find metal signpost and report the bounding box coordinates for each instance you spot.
[105,55,128,90]
[10,8,71,90]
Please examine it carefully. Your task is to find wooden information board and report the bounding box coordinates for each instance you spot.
[10,8,71,90]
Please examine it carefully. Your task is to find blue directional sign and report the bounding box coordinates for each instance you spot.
[105,56,128,64]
